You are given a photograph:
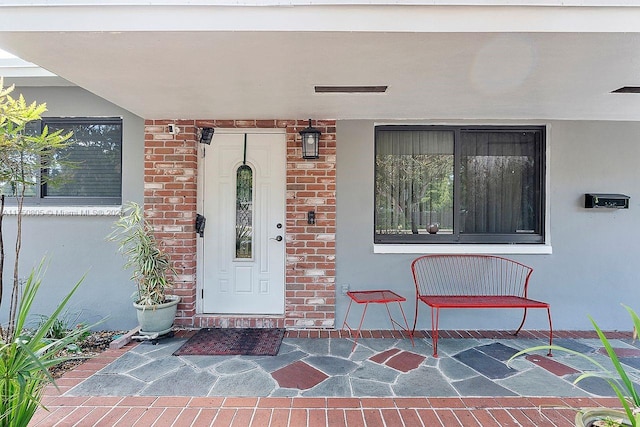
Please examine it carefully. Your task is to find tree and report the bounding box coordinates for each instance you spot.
[0,77,73,340]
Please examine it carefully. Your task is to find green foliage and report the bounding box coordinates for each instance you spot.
[0,80,90,426]
[108,201,175,306]
[0,78,73,197]
[509,305,640,427]
[0,77,74,342]
[0,261,93,427]
[34,310,90,342]
[375,152,453,233]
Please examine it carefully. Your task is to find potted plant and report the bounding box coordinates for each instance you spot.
[509,304,640,427]
[108,201,179,335]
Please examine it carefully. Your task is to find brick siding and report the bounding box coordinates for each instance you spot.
[144,119,336,329]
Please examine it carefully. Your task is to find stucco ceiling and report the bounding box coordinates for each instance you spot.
[1,4,640,121]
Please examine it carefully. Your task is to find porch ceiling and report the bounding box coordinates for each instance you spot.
[1,4,640,121]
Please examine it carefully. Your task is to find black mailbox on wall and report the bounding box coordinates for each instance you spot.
[584,193,630,209]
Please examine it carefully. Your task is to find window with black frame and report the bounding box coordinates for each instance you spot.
[374,125,545,244]
[0,117,123,205]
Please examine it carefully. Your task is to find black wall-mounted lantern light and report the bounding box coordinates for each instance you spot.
[199,127,214,145]
[299,119,321,159]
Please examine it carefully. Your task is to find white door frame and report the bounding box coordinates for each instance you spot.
[196,128,286,315]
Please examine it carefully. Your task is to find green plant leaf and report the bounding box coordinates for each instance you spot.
[0,259,102,426]
[508,306,640,427]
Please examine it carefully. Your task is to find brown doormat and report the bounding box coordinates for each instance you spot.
[173,328,285,356]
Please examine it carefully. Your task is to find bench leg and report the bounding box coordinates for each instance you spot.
[514,307,554,357]
[546,307,554,357]
[515,307,528,336]
[431,307,440,358]
[412,295,419,335]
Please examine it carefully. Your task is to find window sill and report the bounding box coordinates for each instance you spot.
[2,206,122,216]
[373,244,552,255]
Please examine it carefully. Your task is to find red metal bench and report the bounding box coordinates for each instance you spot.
[411,254,553,357]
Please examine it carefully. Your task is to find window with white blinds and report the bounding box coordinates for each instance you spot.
[0,117,122,205]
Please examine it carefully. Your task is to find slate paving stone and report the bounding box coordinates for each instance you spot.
[99,351,150,373]
[178,354,231,369]
[560,352,615,372]
[290,338,329,355]
[349,345,376,362]
[392,366,458,397]
[620,357,640,370]
[134,339,187,357]
[253,350,307,372]
[275,341,297,354]
[436,338,481,355]
[351,378,394,397]
[128,357,186,382]
[305,355,358,376]
[438,356,479,381]
[142,366,217,396]
[352,360,401,383]
[423,354,438,367]
[215,358,257,374]
[554,338,596,354]
[355,338,398,352]
[209,369,276,397]
[476,342,520,361]
[68,374,147,396]
[454,348,518,379]
[498,367,587,397]
[452,375,517,396]
[568,374,617,397]
[396,337,432,355]
[505,338,549,352]
[328,338,357,358]
[303,375,351,397]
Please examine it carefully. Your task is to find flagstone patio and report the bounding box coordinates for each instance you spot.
[31,329,636,426]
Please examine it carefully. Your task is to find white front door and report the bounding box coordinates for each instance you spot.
[201,131,286,314]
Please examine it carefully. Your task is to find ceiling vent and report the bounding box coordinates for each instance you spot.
[314,86,388,93]
[611,86,640,93]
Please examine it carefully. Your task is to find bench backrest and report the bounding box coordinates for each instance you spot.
[411,255,533,298]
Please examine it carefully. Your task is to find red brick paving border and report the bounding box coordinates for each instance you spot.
[32,395,622,426]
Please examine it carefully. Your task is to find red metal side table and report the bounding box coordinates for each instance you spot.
[342,290,414,351]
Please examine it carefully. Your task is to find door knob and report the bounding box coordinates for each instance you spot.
[270,235,283,242]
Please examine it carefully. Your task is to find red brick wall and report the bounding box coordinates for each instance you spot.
[144,119,336,329]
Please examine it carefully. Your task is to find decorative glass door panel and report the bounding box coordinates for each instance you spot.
[235,165,253,259]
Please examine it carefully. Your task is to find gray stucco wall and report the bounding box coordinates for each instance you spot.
[336,119,640,332]
[0,86,144,331]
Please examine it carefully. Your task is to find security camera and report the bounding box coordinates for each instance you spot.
[167,124,180,135]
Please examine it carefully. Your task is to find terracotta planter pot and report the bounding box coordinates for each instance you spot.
[575,408,631,427]
[133,295,180,335]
